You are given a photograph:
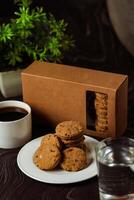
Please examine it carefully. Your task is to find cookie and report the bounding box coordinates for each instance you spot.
[95,92,108,100]
[65,140,85,148]
[33,145,61,170]
[96,120,108,128]
[41,133,62,150]
[64,136,85,147]
[96,117,108,124]
[94,99,108,110]
[96,108,108,116]
[56,120,83,140]
[62,135,85,145]
[60,147,87,171]
[61,135,85,149]
[95,124,108,132]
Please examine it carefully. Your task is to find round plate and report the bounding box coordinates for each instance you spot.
[17,136,98,184]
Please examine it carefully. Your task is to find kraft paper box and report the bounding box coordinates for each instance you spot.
[21,61,128,138]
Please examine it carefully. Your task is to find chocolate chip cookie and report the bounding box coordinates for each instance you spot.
[41,133,62,150]
[60,147,87,171]
[55,120,83,140]
[33,145,61,170]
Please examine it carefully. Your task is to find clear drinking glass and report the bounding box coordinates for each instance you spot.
[96,137,134,200]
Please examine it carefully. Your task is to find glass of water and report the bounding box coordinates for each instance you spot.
[96,137,134,200]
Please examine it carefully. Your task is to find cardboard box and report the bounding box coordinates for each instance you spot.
[21,61,128,138]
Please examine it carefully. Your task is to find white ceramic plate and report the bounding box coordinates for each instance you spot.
[17,136,98,184]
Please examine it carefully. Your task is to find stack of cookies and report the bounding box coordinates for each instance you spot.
[33,120,89,172]
[55,121,87,171]
[55,121,85,149]
[94,92,108,132]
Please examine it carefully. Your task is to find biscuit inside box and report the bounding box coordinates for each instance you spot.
[22,61,128,138]
[86,91,108,132]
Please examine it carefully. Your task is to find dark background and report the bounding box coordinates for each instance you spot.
[0,0,134,131]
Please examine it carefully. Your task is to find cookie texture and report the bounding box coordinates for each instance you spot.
[60,147,87,171]
[95,92,108,132]
[41,133,62,149]
[33,145,61,170]
[65,140,85,148]
[62,135,84,144]
[55,120,83,139]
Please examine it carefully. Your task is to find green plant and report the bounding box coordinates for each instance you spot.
[0,0,74,71]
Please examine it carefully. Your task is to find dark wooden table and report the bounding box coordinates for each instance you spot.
[0,119,133,200]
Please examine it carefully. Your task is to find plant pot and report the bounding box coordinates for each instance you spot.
[0,69,22,98]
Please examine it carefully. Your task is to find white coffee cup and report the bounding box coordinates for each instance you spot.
[0,100,32,149]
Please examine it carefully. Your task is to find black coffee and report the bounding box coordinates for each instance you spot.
[0,107,28,121]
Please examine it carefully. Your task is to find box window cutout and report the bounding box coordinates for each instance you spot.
[86,91,96,130]
[86,91,108,132]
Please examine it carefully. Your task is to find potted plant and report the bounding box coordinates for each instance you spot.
[0,0,74,98]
